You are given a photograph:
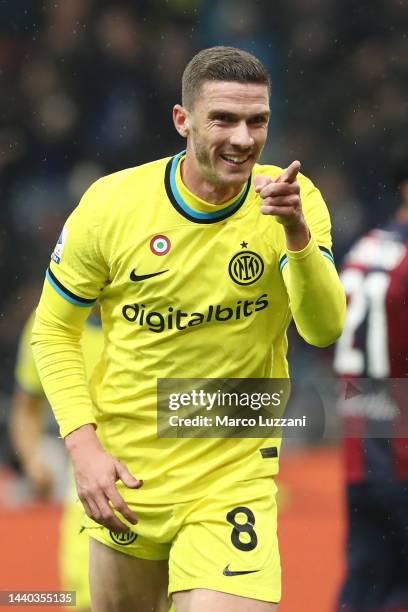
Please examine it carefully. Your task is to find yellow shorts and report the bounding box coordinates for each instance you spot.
[86,477,281,603]
[59,499,90,610]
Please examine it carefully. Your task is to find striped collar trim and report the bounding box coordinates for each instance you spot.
[164,151,251,224]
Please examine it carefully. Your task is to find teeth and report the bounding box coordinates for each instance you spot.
[222,155,249,164]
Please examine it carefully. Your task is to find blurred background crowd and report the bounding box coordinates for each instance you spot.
[0,0,407,449]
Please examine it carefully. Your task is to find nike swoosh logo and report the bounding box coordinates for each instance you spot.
[130,269,168,282]
[223,564,260,577]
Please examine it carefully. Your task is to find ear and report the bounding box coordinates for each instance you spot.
[173,104,190,138]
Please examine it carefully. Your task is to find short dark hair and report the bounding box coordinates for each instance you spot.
[182,46,270,110]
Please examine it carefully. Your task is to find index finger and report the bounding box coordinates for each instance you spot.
[277,160,301,184]
[94,491,131,533]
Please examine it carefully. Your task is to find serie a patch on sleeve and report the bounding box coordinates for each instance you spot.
[51,225,68,264]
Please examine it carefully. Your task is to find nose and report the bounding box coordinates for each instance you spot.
[229,121,254,149]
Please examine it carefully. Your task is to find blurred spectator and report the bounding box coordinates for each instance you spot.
[9,307,104,610]
[334,147,408,611]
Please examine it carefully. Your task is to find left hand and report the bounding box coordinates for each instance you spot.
[254,160,310,250]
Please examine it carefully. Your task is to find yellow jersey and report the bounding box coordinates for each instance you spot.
[16,309,103,502]
[15,311,103,609]
[32,151,345,503]
[16,310,103,397]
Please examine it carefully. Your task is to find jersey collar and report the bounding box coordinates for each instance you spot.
[164,150,251,224]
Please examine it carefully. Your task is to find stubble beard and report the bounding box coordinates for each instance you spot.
[191,126,224,186]
[190,126,257,188]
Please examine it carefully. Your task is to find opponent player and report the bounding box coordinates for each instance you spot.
[32,46,346,611]
[10,309,103,612]
[334,153,408,611]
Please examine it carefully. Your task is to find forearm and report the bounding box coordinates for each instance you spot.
[31,281,96,438]
[282,237,346,346]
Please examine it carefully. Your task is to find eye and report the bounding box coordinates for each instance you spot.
[214,113,235,123]
[249,115,268,125]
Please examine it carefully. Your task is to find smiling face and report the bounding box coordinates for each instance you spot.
[173,80,270,201]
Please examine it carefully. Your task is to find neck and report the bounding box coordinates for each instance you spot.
[181,156,244,205]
